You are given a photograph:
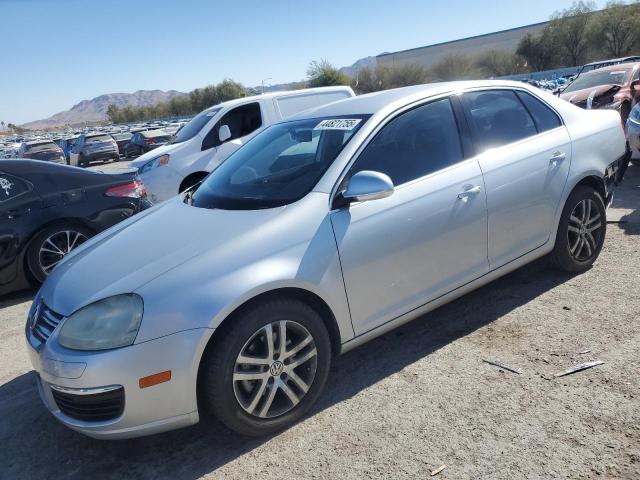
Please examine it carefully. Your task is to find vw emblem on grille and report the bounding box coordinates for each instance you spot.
[269,361,284,376]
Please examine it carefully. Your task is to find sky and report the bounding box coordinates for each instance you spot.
[0,0,605,125]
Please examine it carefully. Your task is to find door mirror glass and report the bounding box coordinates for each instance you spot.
[343,170,394,203]
[219,124,232,143]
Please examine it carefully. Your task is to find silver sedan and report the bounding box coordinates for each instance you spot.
[26,81,627,438]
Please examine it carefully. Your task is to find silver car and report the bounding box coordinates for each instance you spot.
[26,81,627,439]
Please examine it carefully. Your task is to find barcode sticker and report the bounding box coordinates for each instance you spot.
[314,119,361,130]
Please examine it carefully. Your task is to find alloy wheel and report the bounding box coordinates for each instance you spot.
[38,230,88,274]
[567,198,603,262]
[233,320,318,419]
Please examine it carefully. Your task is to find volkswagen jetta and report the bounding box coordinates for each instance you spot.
[26,81,627,438]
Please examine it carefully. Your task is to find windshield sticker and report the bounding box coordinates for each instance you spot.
[314,119,361,130]
[0,176,13,196]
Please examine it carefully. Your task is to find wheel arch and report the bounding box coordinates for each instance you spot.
[202,287,342,359]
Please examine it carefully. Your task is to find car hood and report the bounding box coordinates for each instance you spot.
[41,197,286,316]
[560,84,622,105]
[128,143,179,168]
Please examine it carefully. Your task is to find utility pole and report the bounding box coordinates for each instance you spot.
[261,77,272,94]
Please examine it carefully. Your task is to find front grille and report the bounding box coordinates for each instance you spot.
[31,303,64,344]
[51,387,125,422]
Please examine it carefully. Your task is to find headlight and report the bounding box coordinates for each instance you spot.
[139,154,169,174]
[58,294,144,351]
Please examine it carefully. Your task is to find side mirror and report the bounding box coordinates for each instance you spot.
[218,124,231,143]
[342,170,394,204]
[632,80,640,92]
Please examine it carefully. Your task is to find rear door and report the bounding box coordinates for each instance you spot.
[0,172,42,286]
[460,88,571,268]
[330,97,489,335]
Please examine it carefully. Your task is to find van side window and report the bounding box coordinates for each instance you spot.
[515,91,562,133]
[462,90,537,151]
[350,98,464,186]
[202,102,262,150]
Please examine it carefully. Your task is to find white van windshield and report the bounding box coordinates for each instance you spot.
[171,108,221,144]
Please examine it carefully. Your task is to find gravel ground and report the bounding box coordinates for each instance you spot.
[1,163,639,480]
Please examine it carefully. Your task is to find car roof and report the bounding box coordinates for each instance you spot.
[200,86,354,114]
[581,62,640,74]
[287,80,531,119]
[583,56,640,67]
[141,129,168,137]
[25,139,56,145]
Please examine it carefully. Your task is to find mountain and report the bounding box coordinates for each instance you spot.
[339,55,380,78]
[21,90,188,129]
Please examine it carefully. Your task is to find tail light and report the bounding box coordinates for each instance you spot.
[146,137,153,145]
[105,180,146,198]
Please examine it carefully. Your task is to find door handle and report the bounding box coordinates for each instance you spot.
[550,151,566,167]
[457,185,482,202]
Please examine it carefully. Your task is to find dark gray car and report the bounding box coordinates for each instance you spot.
[69,133,120,167]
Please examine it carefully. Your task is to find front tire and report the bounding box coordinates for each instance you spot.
[27,224,93,283]
[551,185,606,272]
[200,298,332,436]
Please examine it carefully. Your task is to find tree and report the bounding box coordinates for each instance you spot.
[431,54,475,81]
[516,32,558,71]
[589,0,640,57]
[307,59,349,87]
[547,1,596,66]
[474,49,528,77]
[352,63,431,93]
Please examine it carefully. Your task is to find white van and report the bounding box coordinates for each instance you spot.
[129,86,355,203]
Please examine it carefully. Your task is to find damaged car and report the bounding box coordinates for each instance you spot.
[560,63,640,122]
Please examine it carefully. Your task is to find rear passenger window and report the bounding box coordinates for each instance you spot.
[463,90,537,151]
[516,91,562,133]
[350,98,463,186]
[0,173,31,202]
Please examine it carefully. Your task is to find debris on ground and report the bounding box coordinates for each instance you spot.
[554,360,604,378]
[577,349,591,355]
[482,358,522,374]
[430,465,446,476]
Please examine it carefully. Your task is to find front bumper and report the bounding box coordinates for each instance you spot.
[26,325,213,439]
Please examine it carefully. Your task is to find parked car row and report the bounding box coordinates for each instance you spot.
[17,81,629,441]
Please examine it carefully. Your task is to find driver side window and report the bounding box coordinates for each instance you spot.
[202,102,263,150]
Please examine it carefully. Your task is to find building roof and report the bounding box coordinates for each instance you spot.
[377,21,548,59]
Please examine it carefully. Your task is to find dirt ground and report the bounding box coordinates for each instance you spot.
[1,163,639,480]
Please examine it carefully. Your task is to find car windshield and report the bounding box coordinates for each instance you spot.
[85,134,112,143]
[27,142,58,152]
[564,69,631,92]
[191,115,369,210]
[171,108,221,144]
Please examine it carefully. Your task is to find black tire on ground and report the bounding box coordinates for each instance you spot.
[550,185,606,273]
[26,224,94,283]
[200,298,332,436]
[78,154,88,168]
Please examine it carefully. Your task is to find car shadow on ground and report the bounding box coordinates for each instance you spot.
[611,162,640,235]
[0,287,37,309]
[0,259,577,479]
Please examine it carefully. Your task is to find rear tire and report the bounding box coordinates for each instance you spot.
[551,185,606,273]
[26,224,94,283]
[200,298,332,436]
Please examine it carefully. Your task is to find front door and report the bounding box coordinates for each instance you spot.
[330,98,489,335]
